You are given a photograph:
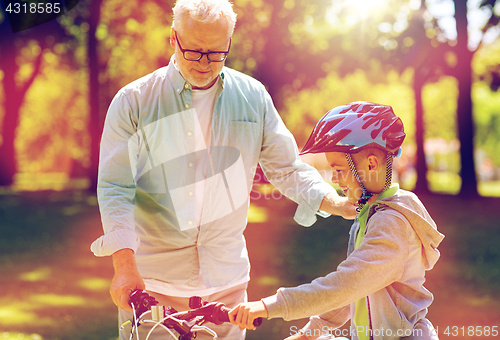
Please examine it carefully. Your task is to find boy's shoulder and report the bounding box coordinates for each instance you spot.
[370,188,444,269]
[367,189,436,239]
[373,189,426,216]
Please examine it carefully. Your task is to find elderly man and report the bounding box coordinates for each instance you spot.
[91,0,356,339]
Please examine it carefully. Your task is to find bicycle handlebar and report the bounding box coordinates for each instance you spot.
[126,289,262,340]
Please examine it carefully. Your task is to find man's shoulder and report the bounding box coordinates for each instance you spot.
[222,67,265,91]
[119,66,169,95]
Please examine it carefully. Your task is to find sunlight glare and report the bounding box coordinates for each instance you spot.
[79,278,110,291]
[30,294,86,307]
[327,0,391,27]
[0,333,43,340]
[247,204,268,223]
[346,0,390,21]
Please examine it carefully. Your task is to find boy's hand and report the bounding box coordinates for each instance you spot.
[284,334,309,340]
[229,301,268,330]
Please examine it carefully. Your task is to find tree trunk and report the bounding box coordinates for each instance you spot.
[0,34,43,186]
[87,0,104,192]
[454,0,478,197]
[413,68,430,194]
[0,39,21,186]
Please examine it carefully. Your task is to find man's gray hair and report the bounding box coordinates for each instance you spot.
[172,0,237,34]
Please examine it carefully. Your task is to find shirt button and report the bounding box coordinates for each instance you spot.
[185,84,189,89]
[188,163,193,167]
[188,191,193,196]
[188,220,193,225]
[187,131,192,136]
[185,104,190,108]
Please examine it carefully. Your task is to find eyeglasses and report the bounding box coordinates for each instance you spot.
[174,31,230,62]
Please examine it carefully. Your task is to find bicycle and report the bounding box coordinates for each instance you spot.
[121,289,263,340]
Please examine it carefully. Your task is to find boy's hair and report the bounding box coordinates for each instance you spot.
[301,102,406,211]
[172,0,237,35]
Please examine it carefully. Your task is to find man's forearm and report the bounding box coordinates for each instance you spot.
[110,248,145,311]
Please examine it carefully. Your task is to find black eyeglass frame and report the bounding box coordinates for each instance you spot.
[174,31,231,62]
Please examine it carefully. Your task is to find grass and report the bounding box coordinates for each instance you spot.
[1,189,499,339]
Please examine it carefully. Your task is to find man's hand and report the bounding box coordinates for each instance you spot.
[319,192,357,220]
[110,248,145,312]
[229,301,268,330]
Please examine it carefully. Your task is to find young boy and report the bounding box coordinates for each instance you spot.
[229,102,444,340]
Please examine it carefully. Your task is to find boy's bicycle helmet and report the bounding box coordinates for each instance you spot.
[300,101,405,156]
[300,101,406,212]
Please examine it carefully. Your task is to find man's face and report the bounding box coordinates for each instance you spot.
[171,17,231,90]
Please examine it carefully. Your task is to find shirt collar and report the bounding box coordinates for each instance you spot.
[357,183,400,221]
[167,55,225,95]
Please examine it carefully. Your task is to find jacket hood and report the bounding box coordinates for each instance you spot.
[373,190,444,270]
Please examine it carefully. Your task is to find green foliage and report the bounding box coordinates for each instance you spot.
[98,0,175,88]
[17,58,89,173]
[472,39,500,167]
[421,76,461,177]
[422,76,459,140]
[472,82,500,167]
[281,67,415,148]
[427,171,461,194]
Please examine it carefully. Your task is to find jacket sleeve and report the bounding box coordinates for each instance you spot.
[262,210,410,320]
[90,91,141,257]
[258,89,335,227]
[300,306,351,340]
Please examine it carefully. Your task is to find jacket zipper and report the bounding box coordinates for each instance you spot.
[367,296,373,340]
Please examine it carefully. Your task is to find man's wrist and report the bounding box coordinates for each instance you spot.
[112,248,136,272]
[319,192,340,215]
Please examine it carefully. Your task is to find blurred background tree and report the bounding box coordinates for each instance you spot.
[1,0,500,197]
[0,5,79,186]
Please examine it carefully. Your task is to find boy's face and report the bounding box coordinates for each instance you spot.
[325,152,363,205]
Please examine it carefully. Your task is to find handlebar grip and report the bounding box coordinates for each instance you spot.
[253,316,263,327]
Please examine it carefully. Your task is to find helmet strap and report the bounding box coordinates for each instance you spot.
[345,153,394,213]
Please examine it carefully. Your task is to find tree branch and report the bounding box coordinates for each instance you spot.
[20,42,45,98]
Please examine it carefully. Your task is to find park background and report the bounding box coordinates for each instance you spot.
[1,0,500,339]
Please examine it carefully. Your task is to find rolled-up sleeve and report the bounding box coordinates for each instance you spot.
[91,91,140,257]
[258,90,335,227]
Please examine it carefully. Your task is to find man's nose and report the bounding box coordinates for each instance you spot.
[198,54,211,67]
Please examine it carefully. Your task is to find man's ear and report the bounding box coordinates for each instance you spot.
[170,28,176,48]
[367,155,380,171]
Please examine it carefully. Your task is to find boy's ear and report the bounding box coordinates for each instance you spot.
[367,155,380,171]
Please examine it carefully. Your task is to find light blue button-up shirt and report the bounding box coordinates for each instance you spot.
[91,58,334,289]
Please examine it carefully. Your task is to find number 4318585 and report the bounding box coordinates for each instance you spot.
[443,326,498,337]
[6,2,62,14]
